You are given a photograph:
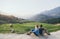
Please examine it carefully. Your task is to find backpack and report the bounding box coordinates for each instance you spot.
[39,28,44,35]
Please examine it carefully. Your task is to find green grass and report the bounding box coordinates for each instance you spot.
[0,22,60,34]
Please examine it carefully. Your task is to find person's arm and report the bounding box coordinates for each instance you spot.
[44,28,50,35]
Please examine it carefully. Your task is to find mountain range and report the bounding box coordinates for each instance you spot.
[30,7,60,24]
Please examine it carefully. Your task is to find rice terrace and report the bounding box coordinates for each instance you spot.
[0,22,60,34]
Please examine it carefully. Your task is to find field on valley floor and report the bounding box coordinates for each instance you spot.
[0,22,60,34]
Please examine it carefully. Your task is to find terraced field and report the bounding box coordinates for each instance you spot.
[0,22,60,33]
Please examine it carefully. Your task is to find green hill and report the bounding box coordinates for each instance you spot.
[42,18,60,24]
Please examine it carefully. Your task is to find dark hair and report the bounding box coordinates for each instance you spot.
[40,24,43,27]
[36,25,39,28]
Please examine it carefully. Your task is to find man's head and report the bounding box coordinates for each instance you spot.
[40,24,43,27]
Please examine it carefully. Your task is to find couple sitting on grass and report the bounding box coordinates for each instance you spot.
[27,24,50,36]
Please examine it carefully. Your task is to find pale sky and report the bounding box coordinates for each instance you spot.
[0,0,60,19]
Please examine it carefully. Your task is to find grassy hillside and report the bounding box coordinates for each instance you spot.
[0,22,60,34]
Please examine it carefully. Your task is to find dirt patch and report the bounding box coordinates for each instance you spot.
[54,24,60,26]
[0,31,60,39]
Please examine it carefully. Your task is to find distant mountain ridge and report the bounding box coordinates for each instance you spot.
[30,7,60,23]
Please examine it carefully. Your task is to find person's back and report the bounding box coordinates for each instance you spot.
[27,25,40,36]
[39,24,46,35]
[32,25,40,36]
[39,24,50,35]
[39,27,44,35]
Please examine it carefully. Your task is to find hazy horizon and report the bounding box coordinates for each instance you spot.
[0,0,60,19]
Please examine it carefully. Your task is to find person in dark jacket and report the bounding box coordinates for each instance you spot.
[39,24,50,35]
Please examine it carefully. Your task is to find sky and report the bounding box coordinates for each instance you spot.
[0,0,60,19]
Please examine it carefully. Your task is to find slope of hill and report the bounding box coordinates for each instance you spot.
[30,7,60,24]
[0,14,23,23]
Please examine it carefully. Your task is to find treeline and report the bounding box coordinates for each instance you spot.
[41,18,60,24]
[0,14,23,24]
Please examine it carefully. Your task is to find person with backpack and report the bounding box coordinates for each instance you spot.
[39,24,50,35]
